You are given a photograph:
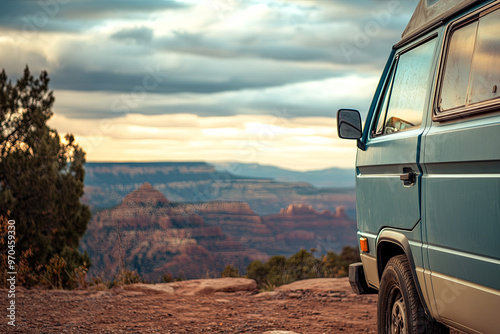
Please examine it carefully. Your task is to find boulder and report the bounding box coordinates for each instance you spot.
[124,278,258,296]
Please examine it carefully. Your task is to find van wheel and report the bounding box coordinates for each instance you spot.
[378,255,449,334]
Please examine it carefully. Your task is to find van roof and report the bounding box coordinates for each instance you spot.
[401,0,487,42]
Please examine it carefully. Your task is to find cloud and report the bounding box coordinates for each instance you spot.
[0,0,189,32]
[151,0,413,67]
[110,26,154,44]
[0,1,418,95]
[48,56,350,95]
[49,113,357,170]
[154,27,397,67]
[51,75,378,120]
[0,0,420,169]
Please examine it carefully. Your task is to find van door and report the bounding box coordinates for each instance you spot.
[422,6,500,332]
[357,37,437,235]
[356,36,437,288]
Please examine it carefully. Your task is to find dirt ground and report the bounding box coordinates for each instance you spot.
[1,278,378,334]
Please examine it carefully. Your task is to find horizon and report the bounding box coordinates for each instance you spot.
[84,159,354,172]
[1,0,419,170]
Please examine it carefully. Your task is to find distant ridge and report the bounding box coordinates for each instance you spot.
[212,162,355,188]
[83,161,357,218]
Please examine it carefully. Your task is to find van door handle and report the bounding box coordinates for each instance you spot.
[400,168,416,186]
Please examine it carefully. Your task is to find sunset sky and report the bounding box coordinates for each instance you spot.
[0,0,418,170]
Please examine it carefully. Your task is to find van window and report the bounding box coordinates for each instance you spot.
[440,22,477,110]
[469,9,500,104]
[373,38,436,136]
[439,7,500,112]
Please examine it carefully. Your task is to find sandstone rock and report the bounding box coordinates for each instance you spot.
[287,292,302,299]
[192,202,255,215]
[335,205,347,218]
[262,205,357,255]
[276,278,353,295]
[121,182,169,207]
[124,278,257,296]
[252,291,279,299]
[123,283,175,294]
[280,203,317,215]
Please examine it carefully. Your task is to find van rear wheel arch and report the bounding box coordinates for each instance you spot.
[376,231,432,318]
[377,255,449,333]
[377,240,406,280]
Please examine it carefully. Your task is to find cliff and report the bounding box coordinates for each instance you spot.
[82,183,357,281]
[81,183,268,281]
[261,204,357,255]
[82,162,356,218]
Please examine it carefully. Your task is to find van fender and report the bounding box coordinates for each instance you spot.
[376,229,433,318]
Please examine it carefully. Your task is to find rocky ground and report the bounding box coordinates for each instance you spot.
[1,278,378,333]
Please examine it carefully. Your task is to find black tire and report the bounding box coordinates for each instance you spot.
[377,255,449,334]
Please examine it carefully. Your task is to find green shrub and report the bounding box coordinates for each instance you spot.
[114,268,143,286]
[162,272,174,283]
[247,246,360,289]
[221,264,240,278]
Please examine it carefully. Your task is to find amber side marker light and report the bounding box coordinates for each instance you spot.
[360,237,369,252]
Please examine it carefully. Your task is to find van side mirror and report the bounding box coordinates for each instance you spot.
[337,109,362,139]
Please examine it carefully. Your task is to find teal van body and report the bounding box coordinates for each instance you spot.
[339,1,500,333]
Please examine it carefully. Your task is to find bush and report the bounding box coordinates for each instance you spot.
[246,260,268,286]
[0,214,91,289]
[285,249,321,281]
[221,264,240,278]
[247,247,360,289]
[114,268,143,286]
[162,272,174,283]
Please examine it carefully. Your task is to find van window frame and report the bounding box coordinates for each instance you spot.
[433,2,500,121]
[371,58,397,137]
[371,34,438,138]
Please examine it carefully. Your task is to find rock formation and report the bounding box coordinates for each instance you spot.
[82,162,356,217]
[82,183,357,281]
[121,182,169,206]
[81,183,268,281]
[260,204,357,255]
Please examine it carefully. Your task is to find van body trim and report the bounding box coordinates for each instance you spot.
[430,271,500,333]
[427,245,500,265]
[426,173,500,178]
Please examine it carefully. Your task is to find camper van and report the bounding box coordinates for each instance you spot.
[338,0,500,333]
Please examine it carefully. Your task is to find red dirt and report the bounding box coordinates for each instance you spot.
[1,278,378,333]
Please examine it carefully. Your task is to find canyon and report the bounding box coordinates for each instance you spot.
[82,162,356,217]
[81,182,357,281]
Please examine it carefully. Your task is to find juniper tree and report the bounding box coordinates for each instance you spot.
[0,66,91,285]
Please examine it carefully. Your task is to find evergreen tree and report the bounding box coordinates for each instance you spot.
[265,255,288,286]
[247,247,361,289]
[285,249,320,281]
[220,264,240,278]
[0,66,91,285]
[246,260,268,286]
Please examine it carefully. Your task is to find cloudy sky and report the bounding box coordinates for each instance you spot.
[0,0,418,170]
